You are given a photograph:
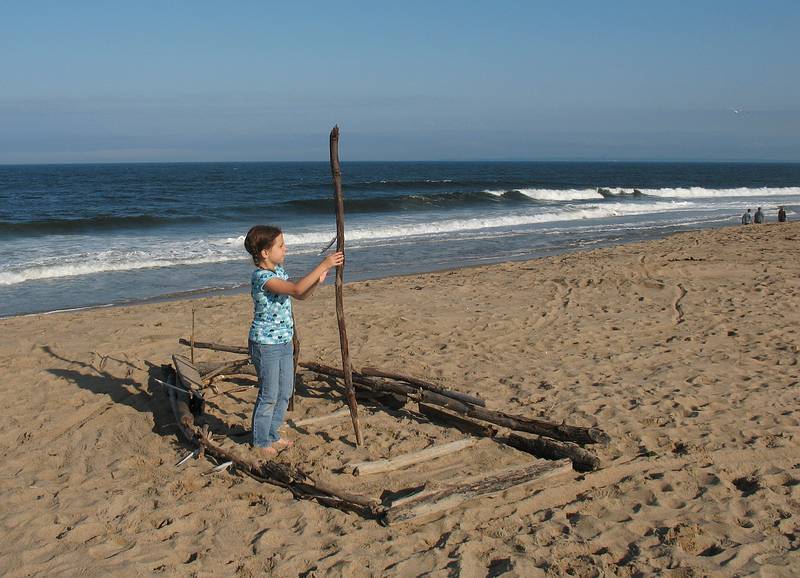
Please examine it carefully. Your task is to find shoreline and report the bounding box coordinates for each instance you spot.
[1,219,732,320]
[2,221,799,575]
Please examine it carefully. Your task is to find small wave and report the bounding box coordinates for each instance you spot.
[286,191,505,213]
[637,186,800,199]
[346,178,463,191]
[515,188,604,201]
[0,214,195,236]
[597,188,644,197]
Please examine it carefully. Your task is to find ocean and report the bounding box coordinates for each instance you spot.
[1,161,799,318]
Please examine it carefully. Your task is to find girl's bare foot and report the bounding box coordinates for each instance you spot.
[273,438,294,450]
[253,445,278,460]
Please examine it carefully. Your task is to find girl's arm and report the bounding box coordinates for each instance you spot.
[264,252,344,299]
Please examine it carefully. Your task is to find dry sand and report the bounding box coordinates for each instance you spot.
[1,222,799,577]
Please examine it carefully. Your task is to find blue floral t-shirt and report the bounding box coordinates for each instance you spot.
[249,266,294,344]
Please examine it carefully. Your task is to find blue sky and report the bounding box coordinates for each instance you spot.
[1,1,798,163]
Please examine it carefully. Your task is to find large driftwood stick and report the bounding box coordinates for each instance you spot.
[289,309,300,411]
[178,338,248,355]
[417,403,497,438]
[169,361,379,514]
[423,390,610,445]
[505,433,601,472]
[330,125,363,447]
[304,362,608,445]
[360,366,486,407]
[383,459,572,524]
[345,438,480,476]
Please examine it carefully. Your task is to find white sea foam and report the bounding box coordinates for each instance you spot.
[482,186,800,200]
[516,188,604,201]
[638,186,800,198]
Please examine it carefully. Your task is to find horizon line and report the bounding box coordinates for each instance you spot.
[3,158,800,167]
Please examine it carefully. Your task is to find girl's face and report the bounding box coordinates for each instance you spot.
[260,234,287,267]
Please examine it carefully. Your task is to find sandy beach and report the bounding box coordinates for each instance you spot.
[1,222,799,577]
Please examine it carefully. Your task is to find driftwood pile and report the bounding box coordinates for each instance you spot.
[163,337,609,523]
[158,127,610,523]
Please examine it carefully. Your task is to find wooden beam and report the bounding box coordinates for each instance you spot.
[360,366,486,407]
[330,125,363,447]
[345,438,479,476]
[383,459,572,524]
[417,403,497,438]
[504,433,601,472]
[178,338,248,355]
[289,309,300,411]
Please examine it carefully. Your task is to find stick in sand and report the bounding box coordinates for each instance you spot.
[330,125,364,447]
[289,309,299,411]
[190,307,196,364]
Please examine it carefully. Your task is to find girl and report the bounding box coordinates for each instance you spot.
[244,225,343,458]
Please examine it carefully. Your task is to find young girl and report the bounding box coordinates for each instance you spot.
[244,225,343,458]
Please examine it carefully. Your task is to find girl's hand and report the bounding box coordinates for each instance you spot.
[319,269,329,284]
[323,252,344,269]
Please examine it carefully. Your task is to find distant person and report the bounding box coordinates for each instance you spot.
[778,206,787,223]
[754,207,764,224]
[741,208,752,225]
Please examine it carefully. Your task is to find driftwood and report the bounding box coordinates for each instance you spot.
[360,366,486,407]
[330,125,363,447]
[176,340,609,445]
[417,403,497,438]
[383,458,572,524]
[201,358,251,384]
[345,438,479,476]
[505,433,601,472]
[289,407,352,429]
[178,338,247,355]
[290,309,300,411]
[169,360,380,515]
[303,362,608,446]
[449,396,609,446]
[190,308,196,364]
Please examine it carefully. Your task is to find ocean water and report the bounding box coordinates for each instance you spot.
[1,161,799,318]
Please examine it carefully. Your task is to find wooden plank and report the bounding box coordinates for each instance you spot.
[383,459,572,524]
[172,354,206,394]
[178,338,248,355]
[360,366,486,407]
[345,438,479,476]
[417,403,497,438]
[505,433,601,472]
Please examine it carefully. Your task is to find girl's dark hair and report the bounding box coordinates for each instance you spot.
[244,225,282,265]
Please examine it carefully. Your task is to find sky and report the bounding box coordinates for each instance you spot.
[1,1,799,163]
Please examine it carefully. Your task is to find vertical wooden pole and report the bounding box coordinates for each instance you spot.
[289,310,299,412]
[329,125,364,446]
[190,307,196,364]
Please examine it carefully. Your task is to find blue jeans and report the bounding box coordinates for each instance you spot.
[249,339,294,448]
